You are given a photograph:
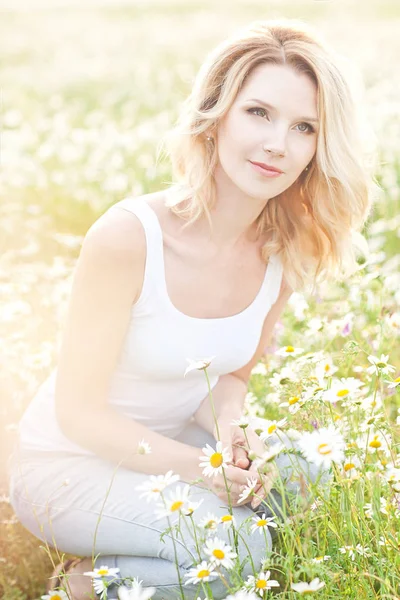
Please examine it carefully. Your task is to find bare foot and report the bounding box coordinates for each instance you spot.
[60,558,96,600]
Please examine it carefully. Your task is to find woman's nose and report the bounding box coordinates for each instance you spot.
[263,126,288,157]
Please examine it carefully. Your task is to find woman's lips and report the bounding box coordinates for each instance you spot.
[249,161,283,177]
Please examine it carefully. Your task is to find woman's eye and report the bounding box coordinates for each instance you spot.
[248,107,268,118]
[296,123,315,134]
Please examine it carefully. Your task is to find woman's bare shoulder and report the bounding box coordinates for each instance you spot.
[87,191,167,258]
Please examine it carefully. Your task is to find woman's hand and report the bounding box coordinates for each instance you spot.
[213,419,279,509]
[207,463,263,507]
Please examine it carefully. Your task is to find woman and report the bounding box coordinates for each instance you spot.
[7,18,373,600]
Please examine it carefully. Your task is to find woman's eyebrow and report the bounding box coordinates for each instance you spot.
[245,98,319,124]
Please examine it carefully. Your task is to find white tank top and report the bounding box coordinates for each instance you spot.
[17,196,284,455]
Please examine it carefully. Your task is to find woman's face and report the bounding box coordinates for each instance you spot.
[214,62,319,200]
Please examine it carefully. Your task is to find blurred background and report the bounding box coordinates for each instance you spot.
[0,0,399,596]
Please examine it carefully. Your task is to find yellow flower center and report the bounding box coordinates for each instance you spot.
[394,377,400,383]
[347,441,357,448]
[376,362,387,368]
[289,396,299,405]
[380,458,388,467]
[344,463,355,472]
[256,579,267,589]
[324,364,331,372]
[221,515,232,522]
[286,346,295,353]
[267,424,277,434]
[205,520,217,529]
[257,519,267,527]
[197,569,210,579]
[369,436,381,449]
[337,389,349,397]
[317,443,332,455]
[210,452,223,468]
[97,569,109,575]
[213,549,225,559]
[152,487,162,493]
[334,414,341,422]
[315,556,324,561]
[52,596,63,600]
[171,501,183,512]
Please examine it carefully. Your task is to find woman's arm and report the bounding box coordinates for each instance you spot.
[193,374,247,435]
[193,278,293,436]
[54,203,203,484]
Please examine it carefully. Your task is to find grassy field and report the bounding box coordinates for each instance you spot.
[1,0,399,598]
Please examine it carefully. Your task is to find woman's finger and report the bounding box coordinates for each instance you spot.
[233,444,250,469]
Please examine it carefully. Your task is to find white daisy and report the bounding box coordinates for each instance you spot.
[258,418,288,441]
[279,395,304,414]
[276,345,304,357]
[291,577,325,594]
[231,415,250,428]
[288,292,309,320]
[297,426,346,468]
[92,578,108,600]
[366,354,396,376]
[237,477,259,504]
[219,513,237,530]
[311,555,330,563]
[339,455,362,479]
[41,592,69,600]
[184,498,204,516]
[198,512,219,532]
[304,316,327,337]
[387,376,400,389]
[199,441,231,477]
[154,484,191,519]
[246,570,280,595]
[184,356,216,377]
[314,357,338,381]
[251,362,268,375]
[361,430,392,455]
[378,535,391,547]
[250,514,278,535]
[184,560,218,586]
[252,443,285,471]
[135,471,180,502]
[270,366,297,389]
[339,545,355,560]
[322,378,364,403]
[83,565,120,578]
[118,579,156,600]
[137,439,151,455]
[355,544,371,557]
[384,467,400,492]
[203,537,237,570]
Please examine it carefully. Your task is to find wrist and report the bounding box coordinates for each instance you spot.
[212,406,244,438]
[180,445,206,485]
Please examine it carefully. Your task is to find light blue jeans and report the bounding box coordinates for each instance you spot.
[7,419,330,599]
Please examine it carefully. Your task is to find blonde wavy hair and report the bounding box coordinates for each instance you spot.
[160,19,379,292]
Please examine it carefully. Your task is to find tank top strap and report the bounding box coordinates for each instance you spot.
[115,196,165,308]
